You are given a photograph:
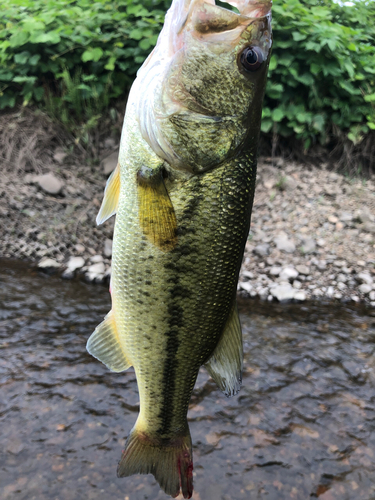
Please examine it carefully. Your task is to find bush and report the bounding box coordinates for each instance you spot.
[0,0,374,167]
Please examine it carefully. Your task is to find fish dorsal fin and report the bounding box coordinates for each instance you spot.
[96,163,121,225]
[137,165,177,252]
[86,310,132,372]
[205,300,243,397]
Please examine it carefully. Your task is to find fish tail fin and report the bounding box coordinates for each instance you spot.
[117,424,193,499]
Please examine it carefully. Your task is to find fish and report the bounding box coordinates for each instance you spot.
[86,0,272,497]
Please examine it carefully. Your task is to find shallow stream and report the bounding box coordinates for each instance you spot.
[1,260,375,500]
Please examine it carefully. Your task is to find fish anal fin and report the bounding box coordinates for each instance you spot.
[96,163,121,225]
[205,300,243,397]
[137,166,177,252]
[86,310,131,372]
[117,423,193,499]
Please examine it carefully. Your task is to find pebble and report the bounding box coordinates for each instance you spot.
[269,266,282,276]
[293,280,302,289]
[271,284,296,302]
[296,264,310,275]
[370,291,375,301]
[37,173,63,195]
[38,258,60,269]
[294,291,306,301]
[279,266,299,281]
[91,254,104,263]
[53,150,67,164]
[300,238,316,254]
[337,282,347,290]
[274,234,296,253]
[357,273,373,285]
[359,284,372,295]
[239,282,253,293]
[66,256,85,271]
[74,244,85,254]
[253,244,270,257]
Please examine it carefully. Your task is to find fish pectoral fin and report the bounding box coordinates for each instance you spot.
[204,300,243,397]
[96,162,121,225]
[86,310,131,372]
[137,165,177,252]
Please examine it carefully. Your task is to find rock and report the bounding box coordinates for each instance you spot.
[279,266,299,281]
[75,243,85,254]
[61,269,74,280]
[351,295,360,302]
[337,282,347,290]
[66,256,85,272]
[53,150,67,164]
[86,262,106,282]
[253,244,270,257]
[355,208,374,223]
[38,258,60,271]
[296,264,310,275]
[337,274,347,283]
[269,266,282,276]
[104,137,117,149]
[328,215,338,223]
[239,282,253,293]
[357,273,373,285]
[91,254,103,263]
[284,175,297,191]
[294,291,306,301]
[312,288,323,297]
[316,238,326,247]
[37,173,63,195]
[104,238,113,257]
[274,234,296,253]
[326,286,335,297]
[293,280,302,289]
[316,260,327,271]
[363,222,375,234]
[271,284,295,302]
[339,211,353,223]
[359,284,372,294]
[102,151,118,175]
[300,238,316,254]
[369,291,375,301]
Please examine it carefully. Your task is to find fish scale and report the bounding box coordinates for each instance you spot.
[87,0,272,497]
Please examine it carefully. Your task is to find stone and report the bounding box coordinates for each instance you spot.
[38,258,60,272]
[351,295,360,303]
[75,243,85,254]
[91,254,103,263]
[37,173,63,195]
[296,264,310,275]
[66,256,85,271]
[269,266,282,276]
[316,238,326,247]
[300,238,316,254]
[293,280,302,289]
[102,151,118,175]
[369,291,375,301]
[61,269,74,280]
[359,284,372,294]
[88,262,105,274]
[279,266,299,281]
[328,215,338,223]
[53,150,67,164]
[271,284,295,302]
[312,288,323,296]
[274,234,296,253]
[253,244,270,257]
[357,273,373,285]
[104,238,113,257]
[355,208,374,223]
[239,282,253,293]
[337,282,347,290]
[337,274,347,283]
[326,286,335,297]
[339,211,353,222]
[316,260,327,271]
[294,291,306,301]
[363,222,375,234]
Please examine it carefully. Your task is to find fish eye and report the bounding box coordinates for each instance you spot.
[240,46,264,72]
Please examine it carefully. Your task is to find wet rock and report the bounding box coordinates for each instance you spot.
[104,238,113,257]
[102,151,118,175]
[37,173,63,195]
[279,266,299,281]
[271,284,295,302]
[296,264,310,275]
[359,284,372,295]
[253,244,270,257]
[274,233,295,253]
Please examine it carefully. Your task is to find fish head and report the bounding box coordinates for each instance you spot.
[134,0,272,173]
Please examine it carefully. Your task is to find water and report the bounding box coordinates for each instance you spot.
[1,260,375,500]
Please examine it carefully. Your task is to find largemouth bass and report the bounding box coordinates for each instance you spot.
[87,0,272,497]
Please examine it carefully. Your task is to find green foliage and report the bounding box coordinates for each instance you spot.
[0,0,374,153]
[262,0,375,149]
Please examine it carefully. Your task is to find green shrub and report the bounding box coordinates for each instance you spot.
[0,0,374,162]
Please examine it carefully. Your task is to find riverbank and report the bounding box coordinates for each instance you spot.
[1,151,374,305]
